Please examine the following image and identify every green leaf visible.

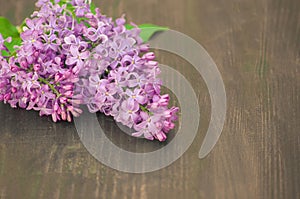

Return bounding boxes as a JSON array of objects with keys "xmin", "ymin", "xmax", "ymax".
[
  {"xmin": 0, "ymin": 17, "xmax": 19, "ymax": 38},
  {"xmin": 66, "ymin": 3, "xmax": 75, "ymax": 13},
  {"xmin": 125, "ymin": 24, "xmax": 168, "ymax": 42},
  {"xmin": 3, "ymin": 38, "xmax": 22, "ymax": 56},
  {"xmin": 0, "ymin": 17, "xmax": 21, "ymax": 56},
  {"xmin": 90, "ymin": 2, "xmax": 96, "ymax": 14}
]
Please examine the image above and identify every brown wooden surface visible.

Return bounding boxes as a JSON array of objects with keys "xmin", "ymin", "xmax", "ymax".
[{"xmin": 0, "ymin": 0, "xmax": 299, "ymax": 198}]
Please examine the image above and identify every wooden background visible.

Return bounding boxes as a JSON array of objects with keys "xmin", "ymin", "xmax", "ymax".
[{"xmin": 0, "ymin": 0, "xmax": 299, "ymax": 198}]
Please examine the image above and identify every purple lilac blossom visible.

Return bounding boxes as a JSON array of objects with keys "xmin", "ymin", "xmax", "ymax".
[{"xmin": 0, "ymin": 0, "xmax": 179, "ymax": 141}]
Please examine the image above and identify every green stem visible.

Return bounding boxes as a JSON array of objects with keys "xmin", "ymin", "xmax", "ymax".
[
  {"xmin": 38, "ymin": 77, "xmax": 61, "ymax": 97},
  {"xmin": 140, "ymin": 104, "xmax": 153, "ymax": 116}
]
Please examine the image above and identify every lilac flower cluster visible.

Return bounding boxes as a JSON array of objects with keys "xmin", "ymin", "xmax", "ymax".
[{"xmin": 0, "ymin": 0, "xmax": 178, "ymax": 141}]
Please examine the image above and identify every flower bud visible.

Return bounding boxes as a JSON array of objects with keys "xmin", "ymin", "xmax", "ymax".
[
  {"xmin": 59, "ymin": 97, "xmax": 68, "ymax": 104},
  {"xmin": 62, "ymin": 84, "xmax": 73, "ymax": 90},
  {"xmin": 10, "ymin": 65, "xmax": 19, "ymax": 72},
  {"xmin": 155, "ymin": 132, "xmax": 167, "ymax": 142},
  {"xmin": 33, "ymin": 64, "xmax": 41, "ymax": 71},
  {"xmin": 140, "ymin": 44, "xmax": 150, "ymax": 52},
  {"xmin": 33, "ymin": 51, "xmax": 39, "ymax": 57},
  {"xmin": 143, "ymin": 52, "xmax": 155, "ymax": 60},
  {"xmin": 54, "ymin": 101, "xmax": 59, "ymax": 111},
  {"xmin": 4, "ymin": 93, "xmax": 11, "ymax": 101},
  {"xmin": 11, "ymin": 87, "xmax": 17, "ymax": 93},
  {"xmin": 20, "ymin": 60, "xmax": 28, "ymax": 69},
  {"xmin": 146, "ymin": 61, "xmax": 158, "ymax": 67},
  {"xmin": 55, "ymin": 73, "xmax": 63, "ymax": 82},
  {"xmin": 64, "ymin": 90, "xmax": 73, "ymax": 97}
]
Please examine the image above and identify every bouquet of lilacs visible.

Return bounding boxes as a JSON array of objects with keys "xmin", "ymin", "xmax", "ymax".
[{"xmin": 0, "ymin": 0, "xmax": 178, "ymax": 141}]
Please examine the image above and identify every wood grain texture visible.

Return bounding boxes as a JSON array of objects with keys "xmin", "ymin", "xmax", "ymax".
[{"xmin": 0, "ymin": 0, "xmax": 299, "ymax": 198}]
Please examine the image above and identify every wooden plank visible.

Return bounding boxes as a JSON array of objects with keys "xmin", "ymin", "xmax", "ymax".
[{"xmin": 0, "ymin": 0, "xmax": 299, "ymax": 198}]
